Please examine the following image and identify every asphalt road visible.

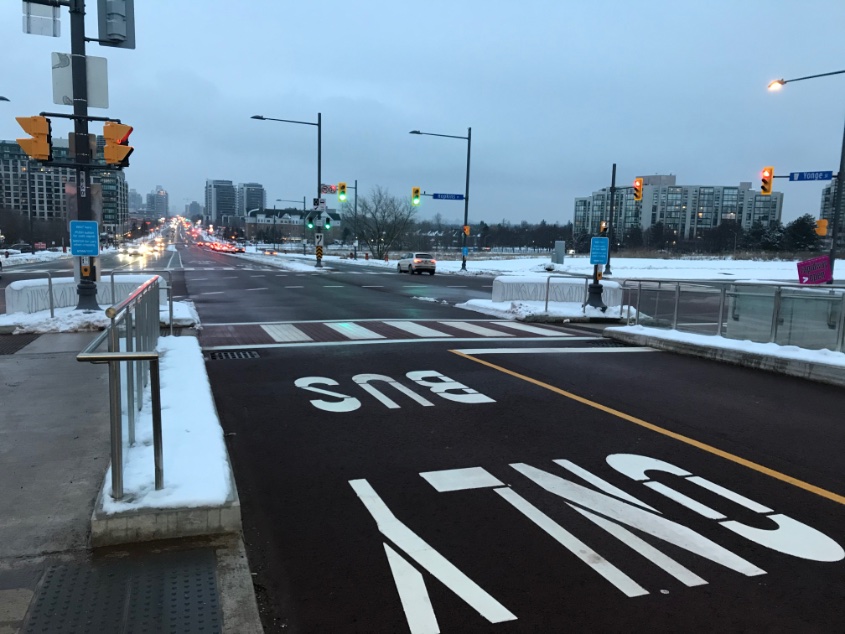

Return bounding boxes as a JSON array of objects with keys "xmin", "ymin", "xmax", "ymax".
[{"xmin": 169, "ymin": 244, "xmax": 845, "ymax": 633}]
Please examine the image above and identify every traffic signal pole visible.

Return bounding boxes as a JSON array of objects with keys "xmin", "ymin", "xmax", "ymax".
[
  {"xmin": 70, "ymin": 0, "xmax": 99, "ymax": 310},
  {"xmin": 604, "ymin": 163, "xmax": 616, "ymax": 276},
  {"xmin": 829, "ymin": 118, "xmax": 845, "ymax": 282}
]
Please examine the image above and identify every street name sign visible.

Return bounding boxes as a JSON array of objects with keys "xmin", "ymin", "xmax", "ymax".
[
  {"xmin": 797, "ymin": 255, "xmax": 832, "ymax": 285},
  {"xmin": 69, "ymin": 220, "xmax": 99, "ymax": 256},
  {"xmin": 432, "ymin": 193, "xmax": 465, "ymax": 200},
  {"xmin": 789, "ymin": 171, "xmax": 833, "ymax": 182},
  {"xmin": 589, "ymin": 237, "xmax": 609, "ymax": 265}
]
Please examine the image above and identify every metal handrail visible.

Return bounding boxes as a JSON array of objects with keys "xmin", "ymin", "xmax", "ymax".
[
  {"xmin": 543, "ymin": 274, "xmax": 591, "ymax": 313},
  {"xmin": 77, "ymin": 275, "xmax": 164, "ymax": 500},
  {"xmin": 110, "ymin": 265, "xmax": 174, "ymax": 335}
]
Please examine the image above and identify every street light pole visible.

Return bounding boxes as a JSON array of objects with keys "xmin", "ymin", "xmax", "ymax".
[
  {"xmin": 409, "ymin": 127, "xmax": 473, "ymax": 270},
  {"xmin": 768, "ymin": 69, "xmax": 845, "ymax": 281},
  {"xmin": 251, "ymin": 112, "xmax": 323, "ymax": 267}
]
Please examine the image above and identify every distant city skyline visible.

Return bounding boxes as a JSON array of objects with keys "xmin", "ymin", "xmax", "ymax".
[{"xmin": 3, "ymin": 1, "xmax": 844, "ymax": 227}]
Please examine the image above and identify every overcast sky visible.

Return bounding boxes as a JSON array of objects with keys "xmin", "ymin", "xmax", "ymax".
[{"xmin": 3, "ymin": 1, "xmax": 845, "ymax": 226}]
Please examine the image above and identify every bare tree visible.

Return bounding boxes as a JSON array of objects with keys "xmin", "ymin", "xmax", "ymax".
[{"xmin": 343, "ymin": 186, "xmax": 416, "ymax": 259}]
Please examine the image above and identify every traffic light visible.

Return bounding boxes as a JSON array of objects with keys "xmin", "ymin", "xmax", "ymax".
[
  {"xmin": 306, "ymin": 215, "xmax": 315, "ymax": 230},
  {"xmin": 412, "ymin": 187, "xmax": 421, "ymax": 206},
  {"xmin": 600, "ymin": 220, "xmax": 608, "ymax": 234},
  {"xmin": 16, "ymin": 116, "xmax": 52, "ymax": 162},
  {"xmin": 324, "ymin": 215, "xmax": 332, "ymax": 230},
  {"xmin": 338, "ymin": 182, "xmax": 347, "ymax": 202},
  {"xmin": 816, "ymin": 219, "xmax": 829, "ymax": 236},
  {"xmin": 633, "ymin": 177, "xmax": 643, "ymax": 202},
  {"xmin": 463, "ymin": 225, "xmax": 470, "ymax": 236},
  {"xmin": 761, "ymin": 166, "xmax": 774, "ymax": 195},
  {"xmin": 103, "ymin": 121, "xmax": 134, "ymax": 167}
]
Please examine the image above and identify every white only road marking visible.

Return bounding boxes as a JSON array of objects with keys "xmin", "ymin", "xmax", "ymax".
[
  {"xmin": 440, "ymin": 322, "xmax": 514, "ymax": 337},
  {"xmin": 421, "ymin": 467, "xmax": 504, "ymax": 492},
  {"xmin": 245, "ymin": 287, "xmax": 268, "ymax": 291},
  {"xmin": 454, "ymin": 347, "xmax": 654, "ymax": 355},
  {"xmin": 495, "ymin": 487, "xmax": 649, "ymax": 597},
  {"xmin": 383, "ymin": 321, "xmax": 453, "ymax": 338},
  {"xmin": 383, "ymin": 544, "xmax": 440, "ymax": 634},
  {"xmin": 325, "ymin": 322, "xmax": 386, "ymax": 340},
  {"xmin": 349, "ymin": 479, "xmax": 517, "ymax": 625},
  {"xmin": 490, "ymin": 321, "xmax": 565, "ymax": 336},
  {"xmin": 262, "ymin": 324, "xmax": 312, "ymax": 342}
]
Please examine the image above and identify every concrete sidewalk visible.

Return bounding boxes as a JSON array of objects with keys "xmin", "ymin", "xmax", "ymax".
[{"xmin": 0, "ymin": 333, "xmax": 262, "ymax": 633}]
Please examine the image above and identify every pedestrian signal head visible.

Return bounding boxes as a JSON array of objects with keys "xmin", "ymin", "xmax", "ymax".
[{"xmin": 16, "ymin": 116, "xmax": 53, "ymax": 162}]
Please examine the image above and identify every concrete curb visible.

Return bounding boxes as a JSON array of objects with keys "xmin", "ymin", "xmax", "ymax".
[
  {"xmin": 604, "ymin": 330, "xmax": 845, "ymax": 388},
  {"xmin": 90, "ymin": 453, "xmax": 242, "ymax": 548}
]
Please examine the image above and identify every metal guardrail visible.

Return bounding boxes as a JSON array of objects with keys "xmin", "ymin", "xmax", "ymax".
[
  {"xmin": 543, "ymin": 274, "xmax": 591, "ymax": 313},
  {"xmin": 77, "ymin": 276, "xmax": 164, "ymax": 500},
  {"xmin": 621, "ymin": 278, "xmax": 845, "ymax": 352}
]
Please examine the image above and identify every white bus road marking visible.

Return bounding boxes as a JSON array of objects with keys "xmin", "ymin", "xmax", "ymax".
[
  {"xmin": 324, "ymin": 322, "xmax": 386, "ymax": 340},
  {"xmin": 383, "ymin": 544, "xmax": 440, "ymax": 634},
  {"xmin": 439, "ymin": 322, "xmax": 514, "ymax": 337}
]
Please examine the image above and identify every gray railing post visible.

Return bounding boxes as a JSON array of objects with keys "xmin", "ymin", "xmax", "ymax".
[
  {"xmin": 770, "ymin": 286, "xmax": 783, "ymax": 343},
  {"xmin": 47, "ymin": 272, "xmax": 54, "ymax": 319},
  {"xmin": 636, "ymin": 281, "xmax": 642, "ymax": 325},
  {"xmin": 672, "ymin": 282, "xmax": 681, "ymax": 329},
  {"xmin": 717, "ymin": 286, "xmax": 727, "ymax": 337},
  {"xmin": 150, "ymin": 357, "xmax": 164, "ymax": 491},
  {"xmin": 836, "ymin": 292, "xmax": 845, "ymax": 353},
  {"xmin": 108, "ymin": 321, "xmax": 123, "ymax": 500},
  {"xmin": 125, "ymin": 311, "xmax": 135, "ymax": 446}
]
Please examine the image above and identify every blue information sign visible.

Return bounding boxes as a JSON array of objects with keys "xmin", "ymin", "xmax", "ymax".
[
  {"xmin": 69, "ymin": 220, "xmax": 100, "ymax": 256},
  {"xmin": 789, "ymin": 171, "xmax": 833, "ymax": 182},
  {"xmin": 590, "ymin": 237, "xmax": 609, "ymax": 266},
  {"xmin": 432, "ymin": 193, "xmax": 465, "ymax": 200}
]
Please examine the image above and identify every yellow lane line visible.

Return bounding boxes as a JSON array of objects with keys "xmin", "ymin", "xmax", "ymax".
[{"xmin": 452, "ymin": 350, "xmax": 845, "ymax": 507}]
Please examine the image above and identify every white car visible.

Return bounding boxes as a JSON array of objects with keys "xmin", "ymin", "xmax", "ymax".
[{"xmin": 397, "ymin": 252, "xmax": 436, "ymax": 275}]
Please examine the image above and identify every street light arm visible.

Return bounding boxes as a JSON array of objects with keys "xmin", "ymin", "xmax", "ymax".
[
  {"xmin": 409, "ymin": 129, "xmax": 469, "ymax": 141},
  {"xmin": 252, "ymin": 115, "xmax": 318, "ymax": 127},
  {"xmin": 769, "ymin": 69, "xmax": 845, "ymax": 89}
]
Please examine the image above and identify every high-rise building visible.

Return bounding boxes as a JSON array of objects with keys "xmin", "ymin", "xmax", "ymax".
[
  {"xmin": 152, "ymin": 185, "xmax": 169, "ymax": 218},
  {"xmin": 820, "ymin": 179, "xmax": 843, "ymax": 249},
  {"xmin": 128, "ymin": 189, "xmax": 143, "ymax": 213},
  {"xmin": 574, "ymin": 174, "xmax": 783, "ymax": 241},
  {"xmin": 237, "ymin": 183, "xmax": 266, "ymax": 217},
  {"xmin": 205, "ymin": 179, "xmax": 236, "ymax": 225},
  {"xmin": 185, "ymin": 200, "xmax": 203, "ymax": 219},
  {"xmin": 0, "ymin": 137, "xmax": 129, "ymax": 240}
]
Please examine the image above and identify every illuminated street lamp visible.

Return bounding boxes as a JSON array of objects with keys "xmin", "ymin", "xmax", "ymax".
[{"xmin": 768, "ymin": 69, "xmax": 845, "ymax": 281}]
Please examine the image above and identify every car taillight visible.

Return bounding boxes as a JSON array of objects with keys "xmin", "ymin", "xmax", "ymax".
[{"xmin": 414, "ymin": 259, "xmax": 421, "ymax": 263}]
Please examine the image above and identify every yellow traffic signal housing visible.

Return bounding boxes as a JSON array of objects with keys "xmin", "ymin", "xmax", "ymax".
[
  {"xmin": 16, "ymin": 116, "xmax": 52, "ymax": 162},
  {"xmin": 412, "ymin": 186, "xmax": 421, "ymax": 206},
  {"xmin": 103, "ymin": 121, "xmax": 134, "ymax": 167},
  {"xmin": 338, "ymin": 182, "xmax": 347, "ymax": 202},
  {"xmin": 600, "ymin": 220, "xmax": 608, "ymax": 234},
  {"xmin": 761, "ymin": 166, "xmax": 774, "ymax": 195},
  {"xmin": 816, "ymin": 219, "xmax": 829, "ymax": 236},
  {"xmin": 633, "ymin": 177, "xmax": 643, "ymax": 202}
]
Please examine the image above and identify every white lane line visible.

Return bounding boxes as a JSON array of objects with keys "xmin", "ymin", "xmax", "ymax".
[
  {"xmin": 402, "ymin": 285, "xmax": 427, "ymax": 288},
  {"xmin": 245, "ymin": 287, "xmax": 268, "ymax": 291},
  {"xmin": 202, "ymin": 291, "xmax": 224, "ymax": 295},
  {"xmin": 250, "ymin": 275, "xmax": 266, "ymax": 277},
  {"xmin": 383, "ymin": 544, "xmax": 440, "ymax": 634},
  {"xmin": 490, "ymin": 321, "xmax": 565, "ymax": 336},
  {"xmin": 439, "ymin": 321, "xmax": 514, "ymax": 337},
  {"xmin": 362, "ymin": 285, "xmax": 384, "ymax": 288},
  {"xmin": 324, "ymin": 322, "xmax": 385, "ymax": 339},
  {"xmin": 192, "ymin": 278, "xmax": 208, "ymax": 281},
  {"xmin": 222, "ymin": 276, "xmax": 238, "ymax": 279},
  {"xmin": 323, "ymin": 285, "xmax": 344, "ymax": 288},
  {"xmin": 421, "ymin": 467, "xmax": 504, "ymax": 492},
  {"xmin": 482, "ymin": 285, "xmax": 492, "ymax": 288},
  {"xmin": 383, "ymin": 321, "xmax": 453, "ymax": 338},
  {"xmin": 261, "ymin": 324, "xmax": 312, "ymax": 342},
  {"xmin": 447, "ymin": 285, "xmax": 467, "ymax": 288},
  {"xmin": 285, "ymin": 286, "xmax": 304, "ymax": 289},
  {"xmin": 453, "ymin": 346, "xmax": 654, "ymax": 354},
  {"xmin": 495, "ymin": 487, "xmax": 648, "ymax": 597}
]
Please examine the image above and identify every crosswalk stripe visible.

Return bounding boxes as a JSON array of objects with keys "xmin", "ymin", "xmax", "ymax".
[
  {"xmin": 383, "ymin": 321, "xmax": 453, "ymax": 338},
  {"xmin": 262, "ymin": 324, "xmax": 312, "ymax": 342},
  {"xmin": 491, "ymin": 321, "xmax": 566, "ymax": 336},
  {"xmin": 439, "ymin": 321, "xmax": 514, "ymax": 337},
  {"xmin": 324, "ymin": 322, "xmax": 386, "ymax": 340}
]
